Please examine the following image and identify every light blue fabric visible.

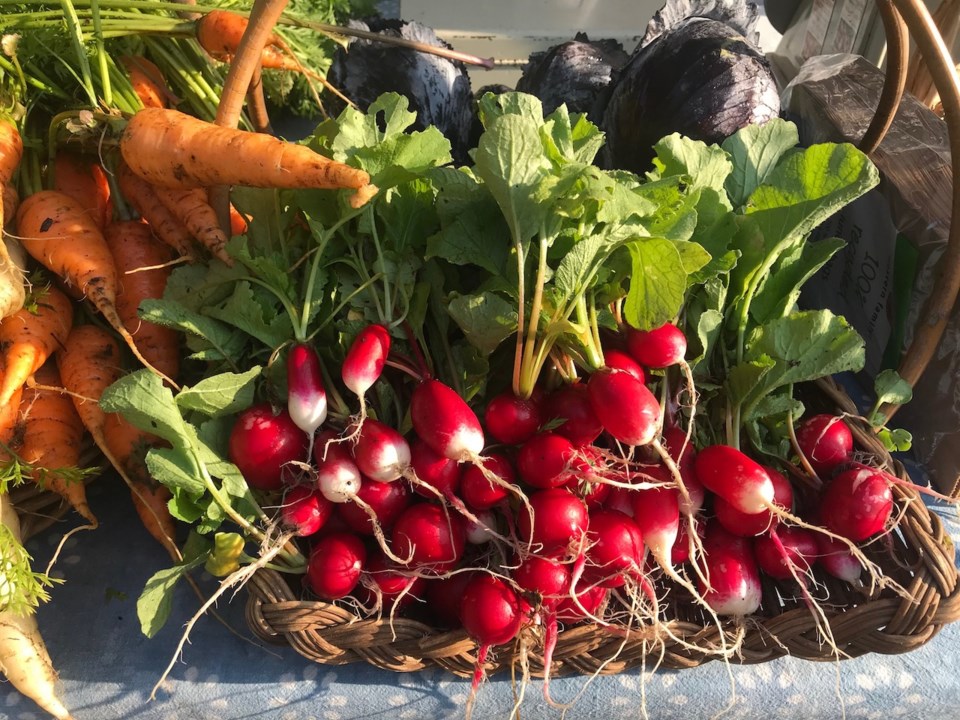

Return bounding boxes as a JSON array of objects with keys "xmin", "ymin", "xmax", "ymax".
[{"xmin": 5, "ymin": 480, "xmax": 959, "ymax": 720}]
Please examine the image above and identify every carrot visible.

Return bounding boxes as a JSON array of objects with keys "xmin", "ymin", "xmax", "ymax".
[
  {"xmin": 3, "ymin": 183, "xmax": 17, "ymax": 226},
  {"xmin": 0, "ymin": 497, "xmax": 75, "ymax": 720},
  {"xmin": 0, "ymin": 119, "xmax": 25, "ymax": 320},
  {"xmin": 0, "ymin": 286, "xmax": 74, "ymax": 407},
  {"xmin": 17, "ymin": 363, "xmax": 96, "ymax": 525},
  {"xmin": 117, "ymin": 162, "xmax": 197, "ymax": 261},
  {"xmin": 196, "ymin": 9, "xmax": 300, "ymax": 72},
  {"xmin": 151, "ymin": 187, "xmax": 231, "ymax": 266},
  {"xmin": 56, "ymin": 324, "xmax": 123, "ymax": 437},
  {"xmin": 119, "ymin": 108, "xmax": 377, "ymax": 208},
  {"xmin": 0, "ymin": 382, "xmax": 21, "ymax": 453},
  {"xmin": 104, "ymin": 220, "xmax": 180, "ymax": 381},
  {"xmin": 229, "ymin": 203, "xmax": 249, "ymax": 236},
  {"xmin": 51, "ymin": 152, "xmax": 112, "ymax": 231},
  {"xmin": 16, "ymin": 190, "xmax": 174, "ymax": 385},
  {"xmin": 102, "ymin": 411, "xmax": 178, "ymax": 559},
  {"xmin": 118, "ymin": 56, "xmax": 174, "ymax": 110}
]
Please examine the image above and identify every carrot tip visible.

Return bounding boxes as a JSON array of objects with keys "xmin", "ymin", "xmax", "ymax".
[{"xmin": 349, "ymin": 184, "xmax": 379, "ymax": 209}]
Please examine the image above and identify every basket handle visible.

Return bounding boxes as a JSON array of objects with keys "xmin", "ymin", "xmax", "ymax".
[{"xmin": 861, "ymin": 0, "xmax": 960, "ymax": 431}]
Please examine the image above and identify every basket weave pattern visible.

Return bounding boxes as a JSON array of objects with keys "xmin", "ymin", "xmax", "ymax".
[{"xmin": 244, "ymin": 378, "xmax": 960, "ymax": 677}]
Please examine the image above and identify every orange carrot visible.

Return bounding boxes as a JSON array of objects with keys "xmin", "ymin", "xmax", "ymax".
[
  {"xmin": 229, "ymin": 203, "xmax": 249, "ymax": 236},
  {"xmin": 0, "ymin": 286, "xmax": 74, "ymax": 407},
  {"xmin": 0, "ymin": 118, "xmax": 25, "ymax": 320},
  {"xmin": 117, "ymin": 162, "xmax": 197, "ymax": 261},
  {"xmin": 196, "ymin": 10, "xmax": 299, "ymax": 72},
  {"xmin": 104, "ymin": 220, "xmax": 180, "ymax": 381},
  {"xmin": 118, "ymin": 56, "xmax": 174, "ymax": 110},
  {"xmin": 18, "ymin": 363, "xmax": 96, "ymax": 525},
  {"xmin": 56, "ymin": 324, "xmax": 123, "ymax": 438},
  {"xmin": 119, "ymin": 108, "xmax": 376, "ymax": 208},
  {"xmin": 16, "ymin": 190, "xmax": 173, "ymax": 384},
  {"xmin": 0, "ymin": 378, "xmax": 21, "ymax": 452},
  {"xmin": 52, "ymin": 152, "xmax": 112, "ymax": 231},
  {"xmin": 3, "ymin": 183, "xmax": 17, "ymax": 226},
  {"xmin": 102, "ymin": 411, "xmax": 178, "ymax": 559},
  {"xmin": 152, "ymin": 187, "xmax": 231, "ymax": 266}
]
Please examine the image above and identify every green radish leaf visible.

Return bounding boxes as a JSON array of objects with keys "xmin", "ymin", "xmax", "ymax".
[
  {"xmin": 146, "ymin": 447, "xmax": 205, "ymax": 496},
  {"xmin": 138, "ymin": 299, "xmax": 245, "ymax": 365},
  {"xmin": 751, "ymin": 236, "xmax": 847, "ymax": 324},
  {"xmin": 204, "ymin": 281, "xmax": 292, "ymax": 349},
  {"xmin": 746, "ymin": 394, "xmax": 805, "ymax": 423},
  {"xmin": 137, "ymin": 556, "xmax": 206, "ymax": 638},
  {"xmin": 652, "ymin": 134, "xmax": 733, "ymax": 198},
  {"xmin": 623, "ymin": 238, "xmax": 688, "ymax": 330},
  {"xmin": 877, "ymin": 427, "xmax": 913, "ymax": 452},
  {"xmin": 175, "ymin": 367, "xmax": 262, "ymax": 418},
  {"xmin": 447, "ymin": 292, "xmax": 519, "ymax": 356},
  {"xmin": 540, "ymin": 105, "xmax": 605, "ymax": 165},
  {"xmin": 473, "ymin": 111, "xmax": 552, "ymax": 246},
  {"xmin": 101, "ymin": 371, "xmax": 191, "ymax": 450},
  {"xmin": 636, "ymin": 178, "xmax": 699, "ymax": 243},
  {"xmin": 722, "ymin": 119, "xmax": 800, "ymax": 208},
  {"xmin": 477, "ymin": 91, "xmax": 545, "ymax": 129},
  {"xmin": 168, "ymin": 487, "xmax": 205, "ymax": 523},
  {"xmin": 874, "ymin": 369, "xmax": 914, "ymax": 407}
]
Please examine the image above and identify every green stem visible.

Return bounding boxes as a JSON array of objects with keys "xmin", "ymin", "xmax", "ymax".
[
  {"xmin": 299, "ymin": 208, "xmax": 363, "ymax": 340},
  {"xmin": 518, "ymin": 232, "xmax": 549, "ymax": 397},
  {"xmin": 307, "ymin": 271, "xmax": 385, "ymax": 338},
  {"xmin": 59, "ymin": 0, "xmax": 99, "ymax": 106},
  {"xmin": 368, "ymin": 205, "xmax": 391, "ymax": 323},
  {"xmin": 90, "ymin": 0, "xmax": 112, "ymax": 107},
  {"xmin": 0, "ymin": 57, "xmax": 70, "ymax": 99}
]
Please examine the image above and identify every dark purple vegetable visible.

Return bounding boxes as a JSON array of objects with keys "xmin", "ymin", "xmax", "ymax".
[
  {"xmin": 516, "ymin": 33, "xmax": 629, "ymax": 119},
  {"xmin": 327, "ymin": 18, "xmax": 474, "ymax": 163},
  {"xmin": 598, "ymin": 0, "xmax": 779, "ymax": 172}
]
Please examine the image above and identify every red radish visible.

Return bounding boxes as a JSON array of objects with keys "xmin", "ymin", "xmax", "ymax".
[
  {"xmin": 603, "ymin": 349, "xmax": 645, "ymax": 383},
  {"xmin": 542, "ymin": 383, "xmax": 603, "ymax": 446},
  {"xmin": 409, "ymin": 438, "xmax": 462, "ymax": 498},
  {"xmin": 694, "ymin": 445, "xmax": 774, "ymax": 515},
  {"xmin": 670, "ymin": 515, "xmax": 703, "ymax": 565},
  {"xmin": 819, "ymin": 466, "xmax": 893, "ymax": 542},
  {"xmin": 286, "ymin": 343, "xmax": 327, "ymax": 436},
  {"xmin": 513, "ymin": 555, "xmax": 571, "ymax": 610},
  {"xmin": 631, "ymin": 487, "xmax": 679, "ymax": 565},
  {"xmin": 815, "ymin": 534, "xmax": 862, "ymax": 583},
  {"xmin": 392, "ymin": 503, "xmax": 466, "ymax": 572},
  {"xmin": 582, "ymin": 510, "xmax": 645, "ymax": 588},
  {"xmin": 602, "ymin": 487, "xmax": 635, "ymax": 517},
  {"xmin": 411, "ymin": 379, "xmax": 485, "ymax": 462},
  {"xmin": 460, "ymin": 575, "xmax": 524, "ymax": 646},
  {"xmin": 555, "ymin": 584, "xmax": 607, "ymax": 622},
  {"xmin": 484, "ymin": 392, "xmax": 541, "ymax": 445},
  {"xmin": 465, "ymin": 509, "xmax": 498, "ymax": 544},
  {"xmin": 306, "ymin": 532, "xmax": 367, "ymax": 600},
  {"xmin": 282, "ymin": 485, "xmax": 332, "ymax": 536},
  {"xmin": 425, "ymin": 571, "xmax": 476, "ymax": 627},
  {"xmin": 338, "ymin": 477, "xmax": 411, "ymax": 534},
  {"xmin": 316, "ymin": 456, "xmax": 363, "ymax": 503},
  {"xmin": 714, "ymin": 466, "xmax": 793, "ymax": 537},
  {"xmin": 460, "ymin": 453, "xmax": 515, "ymax": 510},
  {"xmin": 460, "ymin": 575, "xmax": 525, "ymax": 706},
  {"xmin": 587, "ymin": 368, "xmax": 661, "ymax": 447},
  {"xmin": 518, "ymin": 488, "xmax": 588, "ymax": 554},
  {"xmin": 229, "ymin": 403, "xmax": 307, "ymax": 490},
  {"xmin": 342, "ymin": 324, "xmax": 391, "ymax": 399},
  {"xmin": 626, "ymin": 322, "xmax": 687, "ymax": 368},
  {"xmin": 313, "ymin": 429, "xmax": 353, "ymax": 465},
  {"xmin": 352, "ymin": 419, "xmax": 410, "ymax": 482},
  {"xmin": 517, "ymin": 432, "xmax": 575, "ymax": 489},
  {"xmin": 796, "ymin": 414, "xmax": 854, "ymax": 474},
  {"xmin": 582, "ymin": 477, "xmax": 611, "ymax": 507},
  {"xmin": 698, "ymin": 521, "xmax": 762, "ymax": 616},
  {"xmin": 359, "ymin": 551, "xmax": 426, "ymax": 609},
  {"xmin": 755, "ymin": 527, "xmax": 818, "ymax": 580}
]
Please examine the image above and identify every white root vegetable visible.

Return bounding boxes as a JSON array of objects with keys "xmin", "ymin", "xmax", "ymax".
[
  {"xmin": 0, "ymin": 496, "xmax": 75, "ymax": 720},
  {"xmin": 0, "ymin": 235, "xmax": 26, "ymax": 320}
]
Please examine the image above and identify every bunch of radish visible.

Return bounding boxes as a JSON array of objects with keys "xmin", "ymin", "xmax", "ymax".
[{"xmin": 227, "ymin": 319, "xmax": 907, "ymax": 702}]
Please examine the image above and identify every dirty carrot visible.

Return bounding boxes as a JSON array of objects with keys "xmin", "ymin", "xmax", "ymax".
[
  {"xmin": 104, "ymin": 220, "xmax": 180, "ymax": 381},
  {"xmin": 103, "ymin": 411, "xmax": 178, "ymax": 560},
  {"xmin": 16, "ymin": 190, "xmax": 175, "ymax": 385},
  {"xmin": 151, "ymin": 187, "xmax": 231, "ymax": 266},
  {"xmin": 0, "ymin": 285, "xmax": 74, "ymax": 407},
  {"xmin": 0, "ymin": 117, "xmax": 25, "ymax": 320},
  {"xmin": 18, "ymin": 363, "xmax": 96, "ymax": 526},
  {"xmin": 51, "ymin": 152, "xmax": 112, "ymax": 231},
  {"xmin": 118, "ymin": 56, "xmax": 175, "ymax": 110},
  {"xmin": 117, "ymin": 162, "xmax": 196, "ymax": 261},
  {"xmin": 119, "ymin": 108, "xmax": 377, "ymax": 208}
]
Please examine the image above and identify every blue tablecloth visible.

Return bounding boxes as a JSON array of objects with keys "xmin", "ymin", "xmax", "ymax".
[{"xmin": 5, "ymin": 476, "xmax": 960, "ymax": 720}]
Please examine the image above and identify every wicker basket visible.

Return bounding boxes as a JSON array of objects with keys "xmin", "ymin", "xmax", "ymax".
[{"xmin": 243, "ymin": 0, "xmax": 960, "ymax": 677}]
